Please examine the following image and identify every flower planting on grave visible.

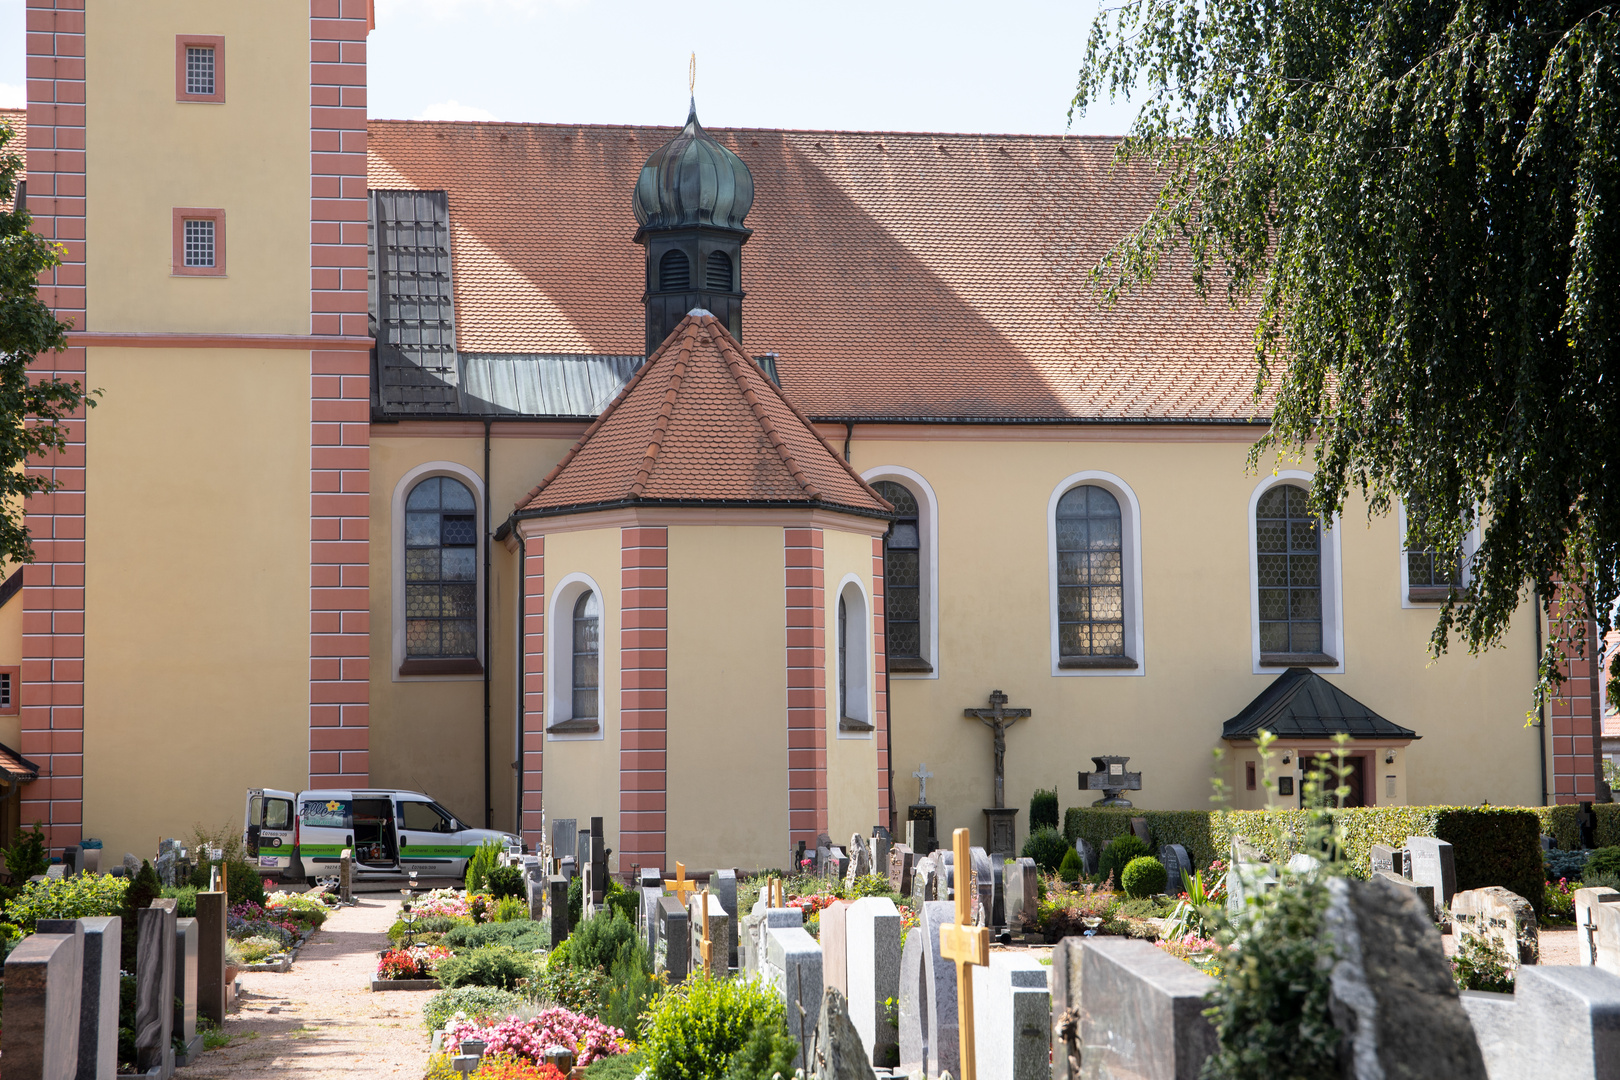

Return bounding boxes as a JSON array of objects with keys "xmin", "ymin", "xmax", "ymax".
[
  {"xmin": 639, "ymin": 975, "xmax": 788, "ymax": 1080},
  {"xmin": 379, "ymin": 944, "xmax": 452, "ymax": 979},
  {"xmin": 444, "ymin": 1008, "xmax": 629, "ymax": 1066},
  {"xmin": 422, "ymin": 986, "xmax": 529, "ymax": 1031}
]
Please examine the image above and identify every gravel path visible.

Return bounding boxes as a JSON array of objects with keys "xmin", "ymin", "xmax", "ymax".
[{"xmin": 186, "ymin": 898, "xmax": 431, "ymax": 1080}]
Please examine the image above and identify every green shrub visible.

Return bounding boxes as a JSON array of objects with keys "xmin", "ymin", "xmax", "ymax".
[
  {"xmin": 1586, "ymin": 847, "xmax": 1620, "ymax": 879},
  {"xmin": 568, "ymin": 875, "xmax": 584, "ymax": 928},
  {"xmin": 434, "ymin": 944, "xmax": 539, "ymax": 991},
  {"xmin": 485, "ymin": 864, "xmax": 525, "ymax": 900},
  {"xmin": 1097, "ymin": 835, "xmax": 1149, "ymax": 888},
  {"xmin": 443, "ymin": 919, "xmax": 549, "ymax": 953},
  {"xmin": 1584, "ymin": 872, "xmax": 1620, "ymax": 892},
  {"xmin": 159, "ymin": 886, "xmax": 199, "ymax": 918},
  {"xmin": 534, "ymin": 960, "xmax": 613, "ymax": 1014},
  {"xmin": 584, "ymin": 1050, "xmax": 646, "ymax": 1080},
  {"xmin": 568, "ymin": 909, "xmax": 637, "ymax": 973},
  {"xmin": 493, "ymin": 896, "xmax": 528, "ymax": 923},
  {"xmin": 1451, "ymin": 932, "xmax": 1515, "ymax": 993},
  {"xmin": 464, "ymin": 840, "xmax": 502, "ymax": 894},
  {"xmin": 603, "ymin": 878, "xmax": 640, "ymax": 923},
  {"xmin": 1545, "ymin": 848, "xmax": 1590, "ymax": 882},
  {"xmin": 1022, "ymin": 827, "xmax": 1069, "ymax": 872},
  {"xmin": 1058, "ymin": 848, "xmax": 1082, "ymax": 884},
  {"xmin": 1533, "ymin": 804, "xmax": 1620, "ymax": 851},
  {"xmin": 602, "ymin": 934, "xmax": 658, "ymax": 1032},
  {"xmin": 642, "ymin": 975, "xmax": 787, "ymax": 1080},
  {"xmin": 1030, "ymin": 788, "xmax": 1059, "ymax": 832},
  {"xmin": 848, "ymin": 874, "xmax": 892, "ymax": 898},
  {"xmin": 1120, "ymin": 856, "xmax": 1168, "ymax": 898},
  {"xmin": 4, "ymin": 872, "xmax": 128, "ymax": 931},
  {"xmin": 119, "ymin": 861, "xmax": 161, "ymax": 970},
  {"xmin": 1, "ymin": 824, "xmax": 48, "ymax": 882},
  {"xmin": 721, "ymin": 1014, "xmax": 799, "ymax": 1080},
  {"xmin": 390, "ymin": 915, "xmax": 463, "ymax": 946},
  {"xmin": 1112, "ymin": 897, "xmax": 1167, "ymax": 920},
  {"xmin": 421, "ymin": 985, "xmax": 526, "ymax": 1031}
]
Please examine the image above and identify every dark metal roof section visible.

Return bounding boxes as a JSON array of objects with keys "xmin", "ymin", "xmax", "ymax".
[
  {"xmin": 0, "ymin": 740, "xmax": 41, "ymax": 781},
  {"xmin": 632, "ymin": 99, "xmax": 754, "ymax": 237},
  {"xmin": 457, "ymin": 353, "xmax": 644, "ymax": 417},
  {"xmin": 371, "ymin": 189, "xmax": 459, "ymax": 414},
  {"xmin": 1222, "ymin": 667, "xmax": 1420, "ymax": 741}
]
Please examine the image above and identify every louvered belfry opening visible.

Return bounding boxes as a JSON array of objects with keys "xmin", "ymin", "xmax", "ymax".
[
  {"xmin": 659, "ymin": 249, "xmax": 690, "ymax": 291},
  {"xmin": 706, "ymin": 250, "xmax": 733, "ymax": 291}
]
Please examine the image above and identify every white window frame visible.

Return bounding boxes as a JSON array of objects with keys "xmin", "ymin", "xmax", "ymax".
[
  {"xmin": 1248, "ymin": 471, "xmax": 1344, "ymax": 674},
  {"xmin": 861, "ymin": 466, "xmax": 939, "ymax": 678},
  {"xmin": 546, "ymin": 571, "xmax": 608, "ymax": 742},
  {"xmin": 1047, "ymin": 471, "xmax": 1146, "ymax": 677},
  {"xmin": 834, "ymin": 573, "xmax": 874, "ymax": 739},
  {"xmin": 391, "ymin": 461, "xmax": 485, "ymax": 681},
  {"xmin": 1396, "ymin": 499, "xmax": 1482, "ymax": 609}
]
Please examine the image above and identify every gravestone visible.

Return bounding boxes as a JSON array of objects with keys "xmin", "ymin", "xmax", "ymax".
[
  {"xmin": 551, "ymin": 818, "xmax": 577, "ymax": 869},
  {"xmin": 689, "ymin": 891, "xmax": 729, "ymax": 979},
  {"xmin": 905, "ymin": 807, "xmax": 938, "ymax": 856},
  {"xmin": 743, "ymin": 904, "xmax": 802, "ymax": 977},
  {"xmin": 1225, "ymin": 838, "xmax": 1277, "ymax": 916},
  {"xmin": 1451, "ymin": 886, "xmax": 1539, "ymax": 965},
  {"xmin": 1074, "ymin": 838, "xmax": 1098, "ymax": 878},
  {"xmin": 805, "ymin": 987, "xmax": 878, "ymax": 1080},
  {"xmin": 872, "ymin": 827, "xmax": 892, "ymax": 883},
  {"xmin": 589, "ymin": 817, "xmax": 607, "ymax": 905},
  {"xmin": 1078, "ymin": 937, "xmax": 1216, "ymax": 1080},
  {"xmin": 1594, "ymin": 903, "xmax": 1620, "ymax": 978},
  {"xmin": 714, "ymin": 868, "xmax": 739, "ymax": 969},
  {"xmin": 912, "ymin": 856, "xmax": 938, "ymax": 907},
  {"xmin": 766, "ymin": 926, "xmax": 824, "ymax": 1070},
  {"xmin": 547, "ymin": 875, "xmax": 569, "ymax": 948},
  {"xmin": 577, "ymin": 828, "xmax": 590, "ymax": 876},
  {"xmin": 888, "ymin": 843, "xmax": 915, "ymax": 896},
  {"xmin": 657, "ymin": 895, "xmax": 689, "ymax": 983},
  {"xmin": 846, "ymin": 833, "xmax": 872, "ymax": 890},
  {"xmin": 1462, "ymin": 965, "xmax": 1620, "ymax": 1080},
  {"xmin": 339, "ymin": 847, "xmax": 353, "ymax": 903},
  {"xmin": 4, "ymin": 927, "xmax": 83, "ymax": 1080},
  {"xmin": 971, "ymin": 952, "xmax": 1050, "ymax": 1080},
  {"xmin": 1159, "ymin": 845, "xmax": 1193, "ymax": 897},
  {"xmin": 991, "ymin": 857, "xmax": 1006, "ymax": 927},
  {"xmin": 1404, "ymin": 835, "xmax": 1457, "ymax": 921},
  {"xmin": 1004, "ymin": 858, "xmax": 1040, "ymax": 930},
  {"xmin": 846, "ymin": 896, "xmax": 901, "ymax": 1068},
  {"xmin": 821, "ymin": 900, "xmax": 851, "ymax": 996},
  {"xmin": 638, "ymin": 867, "xmax": 663, "ymax": 951},
  {"xmin": 559, "ymin": 855, "xmax": 576, "ymax": 882},
  {"xmin": 39, "ymin": 916, "xmax": 118, "ymax": 1080},
  {"xmin": 1369, "ymin": 843, "xmax": 1404, "ymax": 877},
  {"xmin": 1323, "ymin": 874, "xmax": 1487, "ymax": 1079},
  {"xmin": 1575, "ymin": 887, "xmax": 1620, "ymax": 966},
  {"xmin": 970, "ymin": 847, "xmax": 994, "ymax": 926},
  {"xmin": 1050, "ymin": 938, "xmax": 1084, "ymax": 1080},
  {"xmin": 1374, "ymin": 870, "xmax": 1435, "ymax": 917},
  {"xmin": 1130, "ymin": 817, "xmax": 1152, "ymax": 846},
  {"xmin": 897, "ymin": 900, "xmax": 960, "ymax": 1080},
  {"xmin": 526, "ymin": 864, "xmax": 546, "ymax": 921},
  {"xmin": 135, "ymin": 899, "xmax": 178, "ymax": 1076},
  {"xmin": 155, "ymin": 839, "xmax": 179, "ymax": 888},
  {"xmin": 195, "ymin": 892, "xmax": 227, "ymax": 1025},
  {"xmin": 829, "ymin": 847, "xmax": 849, "ymax": 881},
  {"xmin": 172, "ymin": 916, "xmax": 201, "ymax": 1061}
]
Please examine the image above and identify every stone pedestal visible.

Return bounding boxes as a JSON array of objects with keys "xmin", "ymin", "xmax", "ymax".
[
  {"xmin": 4, "ymin": 928, "xmax": 83, "ymax": 1080},
  {"xmin": 195, "ymin": 892, "xmax": 228, "ymax": 1025},
  {"xmin": 39, "ymin": 916, "xmax": 119, "ymax": 1080},
  {"xmin": 905, "ymin": 805, "xmax": 937, "ymax": 854},
  {"xmin": 173, "ymin": 917, "xmax": 201, "ymax": 1061},
  {"xmin": 135, "ymin": 900, "xmax": 178, "ymax": 1077},
  {"xmin": 714, "ymin": 868, "xmax": 739, "ymax": 970},
  {"xmin": 983, "ymin": 807, "xmax": 1018, "ymax": 858}
]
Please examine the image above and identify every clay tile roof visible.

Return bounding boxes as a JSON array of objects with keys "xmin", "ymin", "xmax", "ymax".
[
  {"xmin": 366, "ymin": 120, "xmax": 1269, "ymax": 422},
  {"xmin": 516, "ymin": 311, "xmax": 892, "ymax": 519},
  {"xmin": 0, "ymin": 740, "xmax": 40, "ymax": 781}
]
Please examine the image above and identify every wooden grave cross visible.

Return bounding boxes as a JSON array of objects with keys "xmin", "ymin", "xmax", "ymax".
[
  {"xmin": 767, "ymin": 876, "xmax": 786, "ymax": 908},
  {"xmin": 938, "ymin": 827, "xmax": 990, "ymax": 1080},
  {"xmin": 665, "ymin": 862, "xmax": 699, "ymax": 907}
]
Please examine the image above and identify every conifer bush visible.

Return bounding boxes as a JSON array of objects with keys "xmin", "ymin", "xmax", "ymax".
[
  {"xmin": 1029, "ymin": 788, "xmax": 1060, "ymax": 831},
  {"xmin": 1096, "ymin": 834, "xmax": 1149, "ymax": 887},
  {"xmin": 641, "ymin": 975, "xmax": 786, "ymax": 1080},
  {"xmin": 1022, "ymin": 827, "xmax": 1070, "ymax": 872},
  {"xmin": 1058, "ymin": 848, "xmax": 1083, "ymax": 884}
]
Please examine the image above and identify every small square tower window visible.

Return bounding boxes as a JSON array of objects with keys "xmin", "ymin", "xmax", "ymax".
[
  {"xmin": 0, "ymin": 666, "xmax": 17, "ymax": 716},
  {"xmin": 172, "ymin": 208, "xmax": 226, "ymax": 276},
  {"xmin": 175, "ymin": 36, "xmax": 226, "ymax": 103},
  {"xmin": 183, "ymin": 219, "xmax": 215, "ymax": 267},
  {"xmin": 186, "ymin": 47, "xmax": 215, "ymax": 96}
]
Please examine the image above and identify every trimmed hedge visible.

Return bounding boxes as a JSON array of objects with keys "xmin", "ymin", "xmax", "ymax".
[
  {"xmin": 1063, "ymin": 804, "xmax": 1545, "ymax": 913},
  {"xmin": 1533, "ymin": 804, "xmax": 1620, "ymax": 851}
]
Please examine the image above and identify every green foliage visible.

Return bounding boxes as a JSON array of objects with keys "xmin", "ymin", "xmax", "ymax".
[
  {"xmin": 568, "ymin": 908, "xmax": 637, "ymax": 973},
  {"xmin": 848, "ymin": 874, "xmax": 891, "ymax": 898},
  {"xmin": 1120, "ymin": 856, "xmax": 1168, "ymax": 898},
  {"xmin": 421, "ymin": 985, "xmax": 527, "ymax": 1032},
  {"xmin": 443, "ymin": 919, "xmax": 548, "ymax": 953},
  {"xmin": 568, "ymin": 875, "xmax": 584, "ymax": 929},
  {"xmin": 1587, "ymin": 847, "xmax": 1620, "ymax": 879},
  {"xmin": 1585, "ymin": 872, "xmax": 1620, "ymax": 892},
  {"xmin": 601, "ymin": 934, "xmax": 659, "ymax": 1033},
  {"xmin": 1452, "ymin": 933, "xmax": 1516, "ymax": 994},
  {"xmin": 721, "ymin": 1014, "xmax": 799, "ymax": 1080},
  {"xmin": 434, "ymin": 944, "xmax": 540, "ymax": 991},
  {"xmin": 1202, "ymin": 877, "xmax": 1341, "ymax": 1080},
  {"xmin": 1065, "ymin": 808, "xmax": 1218, "ymax": 868},
  {"xmin": 119, "ymin": 861, "xmax": 161, "ymax": 971},
  {"xmin": 1, "ymin": 824, "xmax": 48, "ymax": 882},
  {"xmin": 584, "ymin": 1050, "xmax": 646, "ymax": 1080},
  {"xmin": 118, "ymin": 973, "xmax": 137, "ymax": 1070},
  {"xmin": 1029, "ymin": 788, "xmax": 1059, "ymax": 832},
  {"xmin": 0, "ymin": 125, "xmax": 98, "ymax": 567},
  {"xmin": 1021, "ymin": 827, "xmax": 1070, "ymax": 872},
  {"xmin": 642, "ymin": 976, "xmax": 787, "ymax": 1080},
  {"xmin": 159, "ymin": 886, "xmax": 198, "ymax": 918},
  {"xmin": 1096, "ymin": 834, "xmax": 1149, "ymax": 888},
  {"xmin": 485, "ymin": 864, "xmax": 525, "ymax": 900},
  {"xmin": 465, "ymin": 841, "xmax": 503, "ymax": 894},
  {"xmin": 534, "ymin": 959, "xmax": 613, "ymax": 1014},
  {"xmin": 493, "ymin": 896, "xmax": 528, "ymax": 923},
  {"xmin": 1544, "ymin": 848, "xmax": 1590, "ymax": 882},
  {"xmin": 1058, "ymin": 848, "xmax": 1082, "ymax": 884},
  {"xmin": 390, "ymin": 915, "xmax": 464, "ymax": 946},
  {"xmin": 1534, "ymin": 804, "xmax": 1620, "ymax": 851},
  {"xmin": 603, "ymin": 878, "xmax": 639, "ymax": 923},
  {"xmin": 3, "ymin": 872, "xmax": 127, "ymax": 931}
]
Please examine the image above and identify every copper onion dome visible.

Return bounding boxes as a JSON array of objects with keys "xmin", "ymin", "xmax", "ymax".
[{"xmin": 633, "ymin": 99, "xmax": 754, "ymax": 237}]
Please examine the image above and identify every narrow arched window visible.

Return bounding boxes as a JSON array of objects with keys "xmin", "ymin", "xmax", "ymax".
[
  {"xmin": 838, "ymin": 593, "xmax": 849, "ymax": 720},
  {"xmin": 1056, "ymin": 485, "xmax": 1124, "ymax": 657},
  {"xmin": 572, "ymin": 591, "xmax": 600, "ymax": 720},
  {"xmin": 706, "ymin": 250, "xmax": 733, "ymax": 290},
  {"xmin": 659, "ymin": 249, "xmax": 690, "ymax": 291},
  {"xmin": 873, "ymin": 481, "xmax": 922, "ymax": 661},
  {"xmin": 404, "ymin": 476, "xmax": 478, "ymax": 658},
  {"xmin": 1256, "ymin": 484, "xmax": 1321, "ymax": 655}
]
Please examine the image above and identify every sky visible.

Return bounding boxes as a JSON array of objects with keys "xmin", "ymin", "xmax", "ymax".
[{"xmin": 0, "ymin": 0, "xmax": 1139, "ymax": 136}]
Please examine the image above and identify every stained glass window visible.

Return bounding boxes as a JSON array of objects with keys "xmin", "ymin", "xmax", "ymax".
[
  {"xmin": 1056, "ymin": 485, "xmax": 1125, "ymax": 657},
  {"xmin": 404, "ymin": 476, "xmax": 478, "ymax": 658},
  {"xmin": 572, "ymin": 591, "xmax": 600, "ymax": 719},
  {"xmin": 873, "ymin": 480, "xmax": 922, "ymax": 660},
  {"xmin": 1256, "ymin": 484, "xmax": 1322, "ymax": 654}
]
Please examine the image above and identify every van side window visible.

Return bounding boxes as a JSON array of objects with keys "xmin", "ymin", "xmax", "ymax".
[
  {"xmin": 264, "ymin": 799, "xmax": 292, "ymax": 830},
  {"xmin": 400, "ymin": 800, "xmax": 453, "ymax": 833},
  {"xmin": 300, "ymin": 799, "xmax": 352, "ymax": 829}
]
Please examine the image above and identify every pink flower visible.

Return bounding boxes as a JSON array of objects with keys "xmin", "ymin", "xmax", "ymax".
[{"xmin": 444, "ymin": 1009, "xmax": 629, "ymax": 1067}]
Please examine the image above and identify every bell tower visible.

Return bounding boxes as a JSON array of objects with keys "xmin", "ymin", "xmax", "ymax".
[{"xmin": 632, "ymin": 101, "xmax": 754, "ymax": 353}]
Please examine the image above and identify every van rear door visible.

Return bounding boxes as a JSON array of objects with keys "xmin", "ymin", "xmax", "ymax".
[{"xmin": 244, "ymin": 788, "xmax": 297, "ymax": 872}]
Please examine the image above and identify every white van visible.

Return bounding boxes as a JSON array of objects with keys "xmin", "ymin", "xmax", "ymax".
[{"xmin": 244, "ymin": 787, "xmax": 520, "ymax": 884}]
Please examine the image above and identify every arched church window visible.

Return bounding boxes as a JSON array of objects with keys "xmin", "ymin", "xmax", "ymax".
[
  {"xmin": 404, "ymin": 476, "xmax": 478, "ymax": 658},
  {"xmin": 1256, "ymin": 484, "xmax": 1322, "ymax": 654},
  {"xmin": 572, "ymin": 591, "xmax": 600, "ymax": 720},
  {"xmin": 838, "ymin": 593, "xmax": 848, "ymax": 721},
  {"xmin": 706, "ymin": 250, "xmax": 733, "ymax": 290},
  {"xmin": 872, "ymin": 481, "xmax": 922, "ymax": 662},
  {"xmin": 659, "ymin": 249, "xmax": 690, "ymax": 291},
  {"xmin": 1056, "ymin": 485, "xmax": 1124, "ymax": 658}
]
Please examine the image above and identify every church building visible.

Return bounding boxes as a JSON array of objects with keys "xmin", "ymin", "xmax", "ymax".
[{"xmin": 6, "ymin": 2, "xmax": 1603, "ymax": 871}]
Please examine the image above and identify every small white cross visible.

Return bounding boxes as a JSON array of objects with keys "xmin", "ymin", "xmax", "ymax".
[{"xmin": 913, "ymin": 763, "xmax": 934, "ymax": 804}]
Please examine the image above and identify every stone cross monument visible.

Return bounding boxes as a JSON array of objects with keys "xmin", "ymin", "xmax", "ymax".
[
  {"xmin": 907, "ymin": 763, "xmax": 938, "ymax": 854},
  {"xmin": 965, "ymin": 690, "xmax": 1030, "ymax": 854}
]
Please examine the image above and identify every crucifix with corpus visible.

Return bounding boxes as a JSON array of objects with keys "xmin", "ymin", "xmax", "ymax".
[
  {"xmin": 938, "ymin": 827, "xmax": 990, "ymax": 1080},
  {"xmin": 964, "ymin": 689, "xmax": 1031, "ymax": 854}
]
